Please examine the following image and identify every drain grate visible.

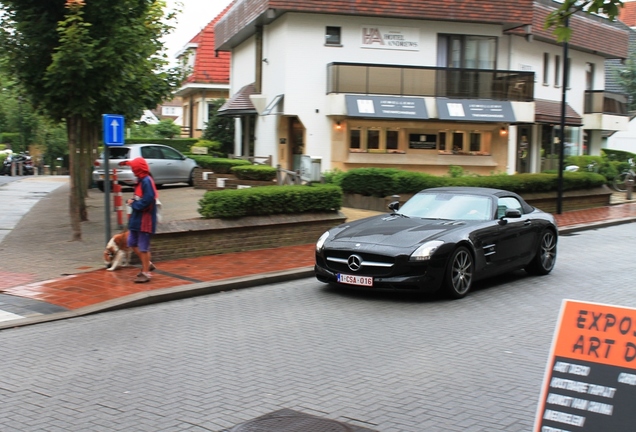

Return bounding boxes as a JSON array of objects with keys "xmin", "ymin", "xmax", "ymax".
[{"xmin": 229, "ymin": 409, "xmax": 378, "ymax": 432}]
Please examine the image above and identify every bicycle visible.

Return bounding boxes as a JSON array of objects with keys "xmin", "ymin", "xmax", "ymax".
[{"xmin": 613, "ymin": 158, "xmax": 636, "ymax": 192}]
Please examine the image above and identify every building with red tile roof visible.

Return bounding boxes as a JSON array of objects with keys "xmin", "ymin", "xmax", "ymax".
[
  {"xmin": 215, "ymin": 0, "xmax": 630, "ymax": 175},
  {"xmin": 174, "ymin": 2, "xmax": 233, "ymax": 138},
  {"xmin": 619, "ymin": 1, "xmax": 636, "ymax": 28}
]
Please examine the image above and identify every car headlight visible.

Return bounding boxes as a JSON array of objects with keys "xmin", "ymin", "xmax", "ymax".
[
  {"xmin": 410, "ymin": 240, "xmax": 444, "ymax": 261},
  {"xmin": 316, "ymin": 231, "xmax": 330, "ymax": 252}
]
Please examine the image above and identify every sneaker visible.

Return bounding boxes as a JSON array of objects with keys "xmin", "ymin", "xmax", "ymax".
[{"xmin": 134, "ymin": 273, "xmax": 150, "ymax": 283}]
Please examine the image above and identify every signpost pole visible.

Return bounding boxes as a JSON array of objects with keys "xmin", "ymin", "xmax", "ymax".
[
  {"xmin": 104, "ymin": 146, "xmax": 111, "ymax": 245},
  {"xmin": 102, "ymin": 114, "xmax": 125, "ymax": 246}
]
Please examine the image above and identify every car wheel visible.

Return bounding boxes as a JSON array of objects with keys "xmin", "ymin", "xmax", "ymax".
[
  {"xmin": 444, "ymin": 246, "xmax": 473, "ymax": 299},
  {"xmin": 525, "ymin": 229, "xmax": 557, "ymax": 276},
  {"xmin": 187, "ymin": 169, "xmax": 195, "ymax": 187}
]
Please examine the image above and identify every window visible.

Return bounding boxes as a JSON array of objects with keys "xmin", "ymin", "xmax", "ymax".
[
  {"xmin": 585, "ymin": 62, "xmax": 595, "ymax": 90},
  {"xmin": 439, "ymin": 132, "xmax": 447, "ymax": 151},
  {"xmin": 350, "ymin": 129, "xmax": 361, "ymax": 150},
  {"xmin": 469, "ymin": 133, "xmax": 481, "ymax": 152},
  {"xmin": 554, "ymin": 55, "xmax": 561, "ymax": 87},
  {"xmin": 439, "ymin": 34, "xmax": 497, "ymax": 70},
  {"xmin": 543, "ymin": 53, "xmax": 550, "ymax": 85},
  {"xmin": 497, "ymin": 197, "xmax": 523, "ymax": 218},
  {"xmin": 387, "ymin": 130, "xmax": 399, "ymax": 151},
  {"xmin": 367, "ymin": 129, "xmax": 380, "ymax": 150},
  {"xmin": 326, "ymin": 27, "xmax": 341, "ymax": 46},
  {"xmin": 348, "ymin": 125, "xmax": 403, "ymax": 153},
  {"xmin": 452, "ymin": 132, "xmax": 464, "ymax": 152}
]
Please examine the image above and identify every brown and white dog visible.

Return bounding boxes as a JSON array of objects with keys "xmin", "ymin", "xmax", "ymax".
[{"xmin": 104, "ymin": 230, "xmax": 132, "ymax": 271}]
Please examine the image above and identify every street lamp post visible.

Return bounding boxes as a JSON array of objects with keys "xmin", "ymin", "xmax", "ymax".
[{"xmin": 557, "ymin": 16, "xmax": 569, "ymax": 215}]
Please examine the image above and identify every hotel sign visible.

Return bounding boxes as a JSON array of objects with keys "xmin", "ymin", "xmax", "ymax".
[
  {"xmin": 361, "ymin": 26, "xmax": 419, "ymax": 51},
  {"xmin": 437, "ymin": 99, "xmax": 516, "ymax": 123},
  {"xmin": 345, "ymin": 95, "xmax": 428, "ymax": 119}
]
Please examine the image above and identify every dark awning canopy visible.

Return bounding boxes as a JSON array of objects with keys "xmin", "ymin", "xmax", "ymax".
[
  {"xmin": 436, "ymin": 99, "xmax": 516, "ymax": 122},
  {"xmin": 534, "ymin": 99, "xmax": 583, "ymax": 126},
  {"xmin": 345, "ymin": 95, "xmax": 428, "ymax": 119},
  {"xmin": 217, "ymin": 83, "xmax": 257, "ymax": 116}
]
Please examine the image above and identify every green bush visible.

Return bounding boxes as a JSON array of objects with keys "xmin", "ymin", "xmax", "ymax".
[
  {"xmin": 322, "ymin": 168, "xmax": 346, "ymax": 186},
  {"xmin": 339, "ymin": 167, "xmax": 607, "ymax": 197},
  {"xmin": 193, "ymin": 140, "xmax": 221, "ymax": 152},
  {"xmin": 0, "ymin": 133, "xmax": 21, "ymax": 147},
  {"xmin": 339, "ymin": 168, "xmax": 401, "ymax": 197},
  {"xmin": 198, "ymin": 184, "xmax": 342, "ymax": 218},
  {"xmin": 123, "ymin": 138, "xmax": 198, "ymax": 153},
  {"xmin": 188, "ymin": 156, "xmax": 251, "ymax": 173},
  {"xmin": 231, "ymin": 165, "xmax": 277, "ymax": 181},
  {"xmin": 602, "ymin": 148, "xmax": 636, "ymax": 162}
]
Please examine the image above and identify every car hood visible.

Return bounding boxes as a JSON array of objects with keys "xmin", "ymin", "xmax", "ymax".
[{"xmin": 330, "ymin": 214, "xmax": 472, "ymax": 248}]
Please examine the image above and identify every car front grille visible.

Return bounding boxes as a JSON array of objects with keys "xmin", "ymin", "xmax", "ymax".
[{"xmin": 324, "ymin": 250, "xmax": 396, "ymax": 276}]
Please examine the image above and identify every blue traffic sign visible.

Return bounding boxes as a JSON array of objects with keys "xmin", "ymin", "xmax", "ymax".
[{"xmin": 102, "ymin": 114, "xmax": 125, "ymax": 146}]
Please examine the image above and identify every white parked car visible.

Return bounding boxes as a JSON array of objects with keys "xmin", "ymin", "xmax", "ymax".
[{"xmin": 93, "ymin": 143, "xmax": 198, "ymax": 191}]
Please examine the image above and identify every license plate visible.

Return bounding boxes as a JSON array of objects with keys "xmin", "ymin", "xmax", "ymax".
[{"xmin": 337, "ymin": 273, "xmax": 373, "ymax": 287}]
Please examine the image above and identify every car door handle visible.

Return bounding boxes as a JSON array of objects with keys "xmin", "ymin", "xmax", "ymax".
[{"xmin": 524, "ymin": 220, "xmax": 532, "ymax": 226}]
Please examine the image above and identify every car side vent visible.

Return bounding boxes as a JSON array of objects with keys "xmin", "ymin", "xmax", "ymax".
[{"xmin": 439, "ymin": 221, "xmax": 465, "ymax": 226}]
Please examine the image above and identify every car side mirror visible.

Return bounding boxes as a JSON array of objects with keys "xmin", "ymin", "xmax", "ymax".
[
  {"xmin": 388, "ymin": 201, "xmax": 400, "ymax": 212},
  {"xmin": 503, "ymin": 208, "xmax": 521, "ymax": 219}
]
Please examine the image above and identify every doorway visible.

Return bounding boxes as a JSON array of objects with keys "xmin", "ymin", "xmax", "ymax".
[
  {"xmin": 516, "ymin": 125, "xmax": 531, "ymax": 173},
  {"xmin": 289, "ymin": 117, "xmax": 305, "ymax": 171}
]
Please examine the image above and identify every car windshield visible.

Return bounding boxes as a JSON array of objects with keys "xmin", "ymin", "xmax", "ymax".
[{"xmin": 398, "ymin": 193, "xmax": 493, "ymax": 221}]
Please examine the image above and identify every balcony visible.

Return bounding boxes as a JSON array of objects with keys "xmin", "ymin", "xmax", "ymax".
[
  {"xmin": 327, "ymin": 63, "xmax": 534, "ymax": 102},
  {"xmin": 583, "ymin": 90, "xmax": 629, "ymax": 132},
  {"xmin": 584, "ymin": 91, "xmax": 628, "ymax": 116}
]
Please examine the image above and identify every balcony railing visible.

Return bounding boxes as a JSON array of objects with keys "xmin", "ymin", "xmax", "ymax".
[
  {"xmin": 327, "ymin": 63, "xmax": 534, "ymax": 102},
  {"xmin": 584, "ymin": 90, "xmax": 628, "ymax": 116}
]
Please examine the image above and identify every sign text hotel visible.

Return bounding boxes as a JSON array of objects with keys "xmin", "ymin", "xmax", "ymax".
[{"xmin": 361, "ymin": 26, "xmax": 420, "ymax": 51}]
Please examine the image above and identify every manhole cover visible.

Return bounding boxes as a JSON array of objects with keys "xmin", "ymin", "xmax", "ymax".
[{"xmin": 231, "ymin": 416, "xmax": 351, "ymax": 432}]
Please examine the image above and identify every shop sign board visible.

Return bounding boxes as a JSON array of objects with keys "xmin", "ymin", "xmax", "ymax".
[
  {"xmin": 345, "ymin": 95, "xmax": 428, "ymax": 120},
  {"xmin": 437, "ymin": 99, "xmax": 516, "ymax": 122}
]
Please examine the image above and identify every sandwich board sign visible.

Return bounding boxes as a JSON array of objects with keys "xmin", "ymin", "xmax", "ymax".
[{"xmin": 535, "ymin": 299, "xmax": 636, "ymax": 431}]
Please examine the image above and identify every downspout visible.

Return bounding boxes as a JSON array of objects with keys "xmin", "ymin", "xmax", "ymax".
[{"xmin": 255, "ymin": 26, "xmax": 263, "ymax": 93}]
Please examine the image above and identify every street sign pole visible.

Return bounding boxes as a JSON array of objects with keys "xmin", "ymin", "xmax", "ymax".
[{"xmin": 102, "ymin": 114, "xmax": 125, "ymax": 246}]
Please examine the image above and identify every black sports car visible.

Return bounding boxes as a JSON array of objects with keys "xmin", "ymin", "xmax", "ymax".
[{"xmin": 314, "ymin": 187, "xmax": 558, "ymax": 299}]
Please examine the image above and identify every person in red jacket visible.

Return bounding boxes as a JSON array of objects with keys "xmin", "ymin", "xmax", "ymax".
[{"xmin": 125, "ymin": 157, "xmax": 158, "ymax": 283}]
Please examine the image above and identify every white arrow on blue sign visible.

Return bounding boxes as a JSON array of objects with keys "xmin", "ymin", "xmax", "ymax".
[{"xmin": 102, "ymin": 114, "xmax": 125, "ymax": 146}]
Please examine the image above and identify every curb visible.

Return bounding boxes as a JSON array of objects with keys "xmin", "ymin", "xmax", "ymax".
[{"xmin": 0, "ymin": 267, "xmax": 315, "ymax": 330}]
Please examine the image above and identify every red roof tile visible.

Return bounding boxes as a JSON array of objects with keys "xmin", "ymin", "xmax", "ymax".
[
  {"xmin": 535, "ymin": 99, "xmax": 583, "ymax": 126},
  {"xmin": 619, "ymin": 1, "xmax": 636, "ymax": 27},
  {"xmin": 183, "ymin": 2, "xmax": 234, "ymax": 85}
]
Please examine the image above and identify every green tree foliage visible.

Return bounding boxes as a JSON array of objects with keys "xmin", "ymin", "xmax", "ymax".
[
  {"xmin": 545, "ymin": 0, "xmax": 624, "ymax": 42},
  {"xmin": 202, "ymin": 99, "xmax": 234, "ymax": 156},
  {"xmin": 155, "ymin": 119, "xmax": 181, "ymax": 139},
  {"xmin": 0, "ymin": 0, "xmax": 183, "ymax": 240}
]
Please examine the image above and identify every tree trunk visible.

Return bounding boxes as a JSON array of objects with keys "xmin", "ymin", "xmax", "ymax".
[{"xmin": 67, "ymin": 115, "xmax": 82, "ymax": 241}]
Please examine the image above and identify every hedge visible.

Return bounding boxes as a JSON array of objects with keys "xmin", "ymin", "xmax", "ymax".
[
  {"xmin": 231, "ymin": 165, "xmax": 277, "ymax": 181},
  {"xmin": 335, "ymin": 168, "xmax": 608, "ymax": 197},
  {"xmin": 188, "ymin": 156, "xmax": 251, "ymax": 173},
  {"xmin": 198, "ymin": 184, "xmax": 343, "ymax": 218}
]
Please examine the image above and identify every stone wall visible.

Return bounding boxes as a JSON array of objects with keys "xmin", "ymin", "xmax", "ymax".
[{"xmin": 150, "ymin": 212, "xmax": 345, "ymax": 262}]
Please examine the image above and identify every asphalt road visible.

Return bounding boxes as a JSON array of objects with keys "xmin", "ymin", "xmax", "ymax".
[{"xmin": 0, "ymin": 223, "xmax": 634, "ymax": 431}]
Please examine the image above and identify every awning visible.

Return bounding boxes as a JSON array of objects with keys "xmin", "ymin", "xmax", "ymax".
[
  {"xmin": 436, "ymin": 99, "xmax": 516, "ymax": 122},
  {"xmin": 345, "ymin": 95, "xmax": 428, "ymax": 119},
  {"xmin": 534, "ymin": 99, "xmax": 583, "ymax": 126},
  {"xmin": 262, "ymin": 94, "xmax": 284, "ymax": 115},
  {"xmin": 217, "ymin": 83, "xmax": 257, "ymax": 116}
]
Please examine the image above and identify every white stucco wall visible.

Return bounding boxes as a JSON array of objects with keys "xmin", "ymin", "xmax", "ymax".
[{"xmin": 229, "ymin": 11, "xmax": 616, "ymax": 170}]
